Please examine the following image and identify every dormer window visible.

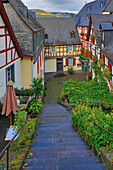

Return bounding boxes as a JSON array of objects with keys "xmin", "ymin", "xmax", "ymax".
[
  {"xmin": 100, "ymin": 2, "xmax": 103, "ymax": 7},
  {"xmin": 45, "ymin": 33, "xmax": 48, "ymax": 39},
  {"xmin": 86, "ymin": 15, "xmax": 88, "ymax": 20},
  {"xmin": 71, "ymin": 31, "xmax": 75, "ymax": 38},
  {"xmin": 87, "ymin": 7, "xmax": 90, "ymax": 11}
]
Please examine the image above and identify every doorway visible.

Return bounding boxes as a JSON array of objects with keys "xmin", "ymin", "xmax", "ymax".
[{"xmin": 57, "ymin": 59, "xmax": 63, "ymax": 72}]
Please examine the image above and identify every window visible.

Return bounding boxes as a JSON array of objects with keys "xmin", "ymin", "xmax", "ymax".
[
  {"xmin": 45, "ymin": 33, "xmax": 48, "ymax": 39},
  {"xmin": 6, "ymin": 64, "xmax": 15, "ymax": 85},
  {"xmin": 87, "ymin": 7, "xmax": 90, "ymax": 11},
  {"xmin": 71, "ymin": 31, "xmax": 75, "ymax": 38},
  {"xmin": 68, "ymin": 58, "xmax": 73, "ymax": 66},
  {"xmin": 51, "ymin": 46, "xmax": 56, "ymax": 53},
  {"xmin": 40, "ymin": 31, "xmax": 44, "ymax": 43},
  {"xmin": 86, "ymin": 15, "xmax": 88, "ymax": 20},
  {"xmin": 66, "ymin": 45, "xmax": 73, "ymax": 52}
]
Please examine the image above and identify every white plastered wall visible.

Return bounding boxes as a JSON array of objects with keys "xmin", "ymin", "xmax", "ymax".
[
  {"xmin": 0, "ymin": 58, "xmax": 22, "ymax": 98},
  {"xmin": 45, "ymin": 58, "xmax": 56, "ymax": 73}
]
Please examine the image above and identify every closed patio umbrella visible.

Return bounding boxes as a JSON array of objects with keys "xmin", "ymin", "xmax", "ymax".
[{"xmin": 2, "ymin": 79, "xmax": 18, "ymax": 126}]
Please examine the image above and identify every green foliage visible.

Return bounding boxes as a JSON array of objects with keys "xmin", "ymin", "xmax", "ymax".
[
  {"xmin": 93, "ymin": 55, "xmax": 98, "ymax": 64},
  {"xmin": 72, "ymin": 103, "xmax": 113, "ymax": 155},
  {"xmin": 28, "ymin": 98, "xmax": 43, "ymax": 114},
  {"xmin": 91, "ymin": 35, "xmax": 95, "ymax": 43},
  {"xmin": 103, "ymin": 68, "xmax": 112, "ymax": 80},
  {"xmin": 62, "ymin": 80, "xmax": 113, "ymax": 109},
  {"xmin": 14, "ymin": 87, "xmax": 31, "ymax": 96},
  {"xmin": 79, "ymin": 53, "xmax": 90, "ymax": 60},
  {"xmin": 14, "ymin": 107, "xmax": 37, "ymax": 146},
  {"xmin": 81, "ymin": 47, "xmax": 84, "ymax": 54},
  {"xmin": 14, "ymin": 107, "xmax": 27, "ymax": 131},
  {"xmin": 17, "ymin": 96, "xmax": 28, "ymax": 104},
  {"xmin": 68, "ymin": 67, "xmax": 74, "ymax": 74},
  {"xmin": 99, "ymin": 59, "xmax": 104, "ymax": 68},
  {"xmin": 30, "ymin": 77, "xmax": 44, "ymax": 98}
]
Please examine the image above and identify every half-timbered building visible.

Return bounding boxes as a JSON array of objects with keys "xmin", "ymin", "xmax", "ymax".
[
  {"xmin": 0, "ymin": 0, "xmax": 23, "ymax": 98},
  {"xmin": 38, "ymin": 17, "xmax": 82, "ymax": 77},
  {"xmin": 2, "ymin": 0, "xmax": 45, "ymax": 88},
  {"xmin": 75, "ymin": 0, "xmax": 110, "ymax": 43},
  {"xmin": 87, "ymin": 14, "xmax": 113, "ymax": 82}
]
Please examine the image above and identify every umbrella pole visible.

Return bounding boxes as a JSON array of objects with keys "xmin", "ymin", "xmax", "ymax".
[{"xmin": 10, "ymin": 112, "xmax": 12, "ymax": 126}]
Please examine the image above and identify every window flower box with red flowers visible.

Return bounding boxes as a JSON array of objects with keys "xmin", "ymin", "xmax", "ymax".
[
  {"xmin": 80, "ymin": 32, "xmax": 84, "ymax": 37},
  {"xmin": 85, "ymin": 33, "xmax": 88, "ymax": 37},
  {"xmin": 88, "ymin": 71, "xmax": 92, "ymax": 78},
  {"xmin": 91, "ymin": 35, "xmax": 95, "ymax": 44}
]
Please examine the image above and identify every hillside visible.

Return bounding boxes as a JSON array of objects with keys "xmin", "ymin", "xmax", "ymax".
[{"xmin": 29, "ymin": 9, "xmax": 74, "ymax": 17}]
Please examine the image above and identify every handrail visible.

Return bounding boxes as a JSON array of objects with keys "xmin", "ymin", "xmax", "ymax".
[
  {"xmin": 88, "ymin": 118, "xmax": 113, "ymax": 135},
  {"xmin": 0, "ymin": 96, "xmax": 32, "ymax": 163},
  {"xmin": 70, "ymin": 99, "xmax": 113, "ymax": 106}
]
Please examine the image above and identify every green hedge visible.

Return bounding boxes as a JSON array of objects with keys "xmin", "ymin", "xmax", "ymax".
[
  {"xmin": 61, "ymin": 80, "xmax": 113, "ymax": 109},
  {"xmin": 72, "ymin": 103, "xmax": 113, "ymax": 155}
]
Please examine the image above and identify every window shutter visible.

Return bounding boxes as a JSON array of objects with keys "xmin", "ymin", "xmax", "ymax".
[
  {"xmin": 73, "ymin": 45, "xmax": 75, "ymax": 52},
  {"xmin": 66, "ymin": 58, "xmax": 68, "ymax": 66},
  {"xmin": 73, "ymin": 58, "xmax": 76, "ymax": 66},
  {"xmin": 66, "ymin": 46, "xmax": 68, "ymax": 52},
  {"xmin": 11, "ymin": 65, "xmax": 15, "ymax": 83}
]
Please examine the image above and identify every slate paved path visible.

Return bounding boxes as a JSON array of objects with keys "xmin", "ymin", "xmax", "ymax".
[{"xmin": 25, "ymin": 103, "xmax": 106, "ymax": 170}]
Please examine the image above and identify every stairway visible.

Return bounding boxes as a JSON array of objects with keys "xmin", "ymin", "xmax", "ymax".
[{"xmin": 25, "ymin": 104, "xmax": 106, "ymax": 170}]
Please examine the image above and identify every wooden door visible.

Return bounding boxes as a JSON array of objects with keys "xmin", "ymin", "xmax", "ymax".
[{"xmin": 57, "ymin": 59, "xmax": 63, "ymax": 72}]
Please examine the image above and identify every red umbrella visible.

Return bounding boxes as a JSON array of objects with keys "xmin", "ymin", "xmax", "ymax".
[{"xmin": 2, "ymin": 79, "xmax": 18, "ymax": 126}]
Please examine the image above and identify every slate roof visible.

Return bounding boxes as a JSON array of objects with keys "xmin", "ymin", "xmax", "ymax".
[
  {"xmin": 89, "ymin": 14, "xmax": 113, "ymax": 48},
  {"xmin": 100, "ymin": 22, "xmax": 113, "ymax": 30},
  {"xmin": 8, "ymin": 0, "xmax": 44, "ymax": 32},
  {"xmin": 37, "ymin": 17, "xmax": 81, "ymax": 46},
  {"xmin": 75, "ymin": 0, "xmax": 110, "ymax": 27},
  {"xmin": 104, "ymin": 0, "xmax": 113, "ymax": 12},
  {"xmin": 102, "ymin": 39, "xmax": 113, "ymax": 64}
]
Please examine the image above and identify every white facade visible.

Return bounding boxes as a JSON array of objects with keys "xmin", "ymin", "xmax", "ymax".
[
  {"xmin": 0, "ymin": 58, "xmax": 22, "ymax": 98},
  {"xmin": 0, "ymin": 14, "xmax": 22, "ymax": 98}
]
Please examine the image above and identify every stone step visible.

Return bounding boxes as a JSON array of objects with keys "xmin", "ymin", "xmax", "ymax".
[
  {"xmin": 26, "ymin": 157, "xmax": 102, "ymax": 168},
  {"xmin": 35, "ymin": 131, "xmax": 79, "ymax": 137},
  {"xmin": 28, "ymin": 150, "xmax": 95, "ymax": 159},
  {"xmin": 34, "ymin": 134, "xmax": 81, "ymax": 138},
  {"xmin": 25, "ymin": 166, "xmax": 58, "ymax": 170},
  {"xmin": 32, "ymin": 137, "xmax": 84, "ymax": 143},
  {"xmin": 31, "ymin": 140, "xmax": 88, "ymax": 148},
  {"xmin": 59, "ymin": 164, "xmax": 106, "ymax": 170},
  {"xmin": 30, "ymin": 145, "xmax": 90, "ymax": 153}
]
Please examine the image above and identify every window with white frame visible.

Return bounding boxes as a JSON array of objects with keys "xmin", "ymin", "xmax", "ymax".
[
  {"xmin": 68, "ymin": 58, "xmax": 73, "ymax": 66},
  {"xmin": 51, "ymin": 46, "xmax": 56, "ymax": 53},
  {"xmin": 6, "ymin": 64, "xmax": 15, "ymax": 85},
  {"xmin": 67, "ymin": 45, "xmax": 73, "ymax": 52}
]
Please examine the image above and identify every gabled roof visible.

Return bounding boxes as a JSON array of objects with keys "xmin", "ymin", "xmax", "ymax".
[
  {"xmin": 102, "ymin": 39, "xmax": 113, "ymax": 64},
  {"xmin": 100, "ymin": 22, "xmax": 113, "ymax": 30},
  {"xmin": 104, "ymin": 0, "xmax": 113, "ymax": 12},
  {"xmin": 75, "ymin": 0, "xmax": 110, "ymax": 27},
  {"xmin": 37, "ymin": 17, "xmax": 81, "ymax": 46},
  {"xmin": 6, "ymin": 0, "xmax": 44, "ymax": 32},
  {"xmin": 88, "ymin": 14, "xmax": 113, "ymax": 48},
  {"xmin": 0, "ymin": 0, "xmax": 22, "ymax": 58}
]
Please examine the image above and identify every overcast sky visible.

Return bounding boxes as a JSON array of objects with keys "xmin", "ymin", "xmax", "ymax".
[{"xmin": 22, "ymin": 0, "xmax": 94, "ymax": 13}]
